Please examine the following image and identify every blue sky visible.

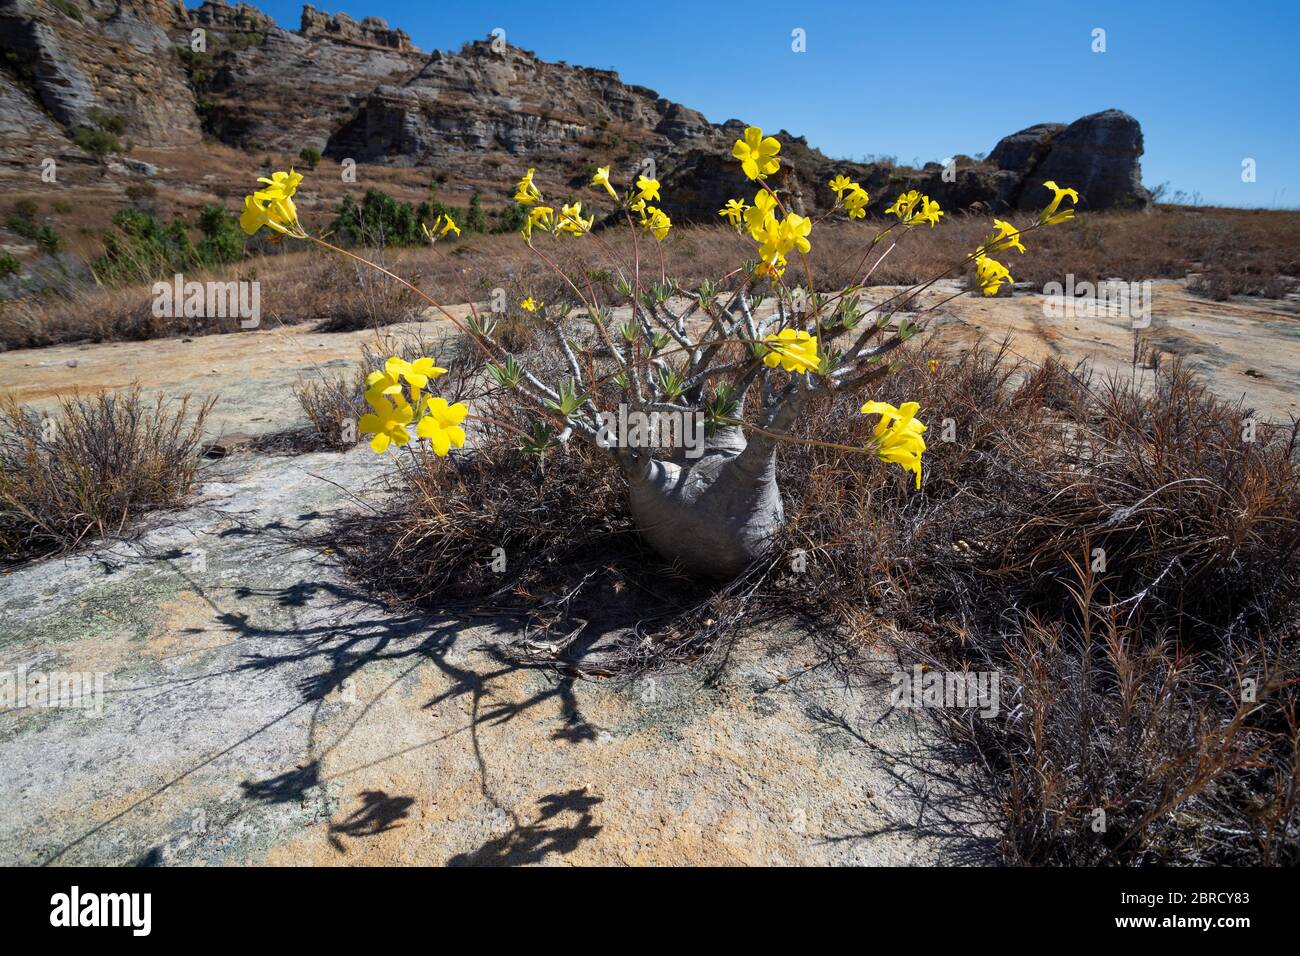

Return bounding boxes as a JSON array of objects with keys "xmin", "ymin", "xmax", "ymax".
[{"xmin": 238, "ymin": 0, "xmax": 1299, "ymax": 207}]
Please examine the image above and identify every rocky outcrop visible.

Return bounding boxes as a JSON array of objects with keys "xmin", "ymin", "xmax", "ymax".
[
  {"xmin": 1009, "ymin": 109, "xmax": 1150, "ymax": 211},
  {"xmin": 189, "ymin": 0, "xmax": 275, "ymax": 33},
  {"xmin": 186, "ymin": 24, "xmax": 421, "ymax": 151},
  {"xmin": 299, "ymin": 4, "xmax": 416, "ymax": 52},
  {"xmin": 0, "ymin": 0, "xmax": 200, "ymax": 147},
  {"xmin": 659, "ymin": 110, "xmax": 1150, "ymax": 223},
  {"xmin": 326, "ymin": 40, "xmax": 723, "ymax": 168}
]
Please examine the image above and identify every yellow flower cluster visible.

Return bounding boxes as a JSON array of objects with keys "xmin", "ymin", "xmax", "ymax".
[
  {"xmin": 520, "ymin": 296, "xmax": 541, "ymax": 313},
  {"xmin": 829, "ymin": 175, "xmax": 870, "ymax": 219},
  {"xmin": 239, "ymin": 169, "xmax": 307, "ymax": 238},
  {"xmin": 619, "ymin": 173, "xmax": 671, "ymax": 242},
  {"xmin": 358, "ymin": 356, "xmax": 468, "ymax": 456},
  {"xmin": 968, "ymin": 182, "xmax": 1078, "ymax": 295},
  {"xmin": 861, "ymin": 400, "xmax": 927, "ymax": 489},
  {"xmin": 723, "ymin": 185, "xmax": 811, "ymax": 278},
  {"xmin": 514, "ymin": 168, "xmax": 595, "ymax": 239},
  {"xmin": 719, "ymin": 127, "xmax": 816, "ymax": 273},
  {"xmin": 885, "ymin": 190, "xmax": 944, "ymax": 228}
]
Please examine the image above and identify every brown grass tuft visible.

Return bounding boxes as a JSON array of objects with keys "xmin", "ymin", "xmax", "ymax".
[{"xmin": 0, "ymin": 388, "xmax": 213, "ymax": 562}]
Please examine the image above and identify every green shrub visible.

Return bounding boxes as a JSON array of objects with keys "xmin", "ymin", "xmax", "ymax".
[
  {"xmin": 465, "ymin": 191, "xmax": 487, "ymax": 233},
  {"xmin": 299, "ymin": 146, "xmax": 323, "ymax": 169},
  {"xmin": 72, "ymin": 126, "xmax": 120, "ymax": 161},
  {"xmin": 0, "ymin": 251, "xmax": 20, "ymax": 277},
  {"xmin": 493, "ymin": 202, "xmax": 528, "ymax": 235},
  {"xmin": 86, "ymin": 107, "xmax": 127, "ymax": 136},
  {"xmin": 91, "ymin": 204, "xmax": 245, "ymax": 286},
  {"xmin": 6, "ymin": 205, "xmax": 61, "ymax": 254},
  {"xmin": 328, "ymin": 188, "xmax": 450, "ymax": 247},
  {"xmin": 194, "ymin": 204, "xmax": 244, "ymax": 266}
]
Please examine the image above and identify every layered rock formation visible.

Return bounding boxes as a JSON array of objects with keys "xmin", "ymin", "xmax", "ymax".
[
  {"xmin": 0, "ymin": 0, "xmax": 1152, "ymax": 222},
  {"xmin": 326, "ymin": 40, "xmax": 725, "ymax": 169},
  {"xmin": 0, "ymin": 0, "xmax": 201, "ymax": 147},
  {"xmin": 299, "ymin": 4, "xmax": 416, "ymax": 52}
]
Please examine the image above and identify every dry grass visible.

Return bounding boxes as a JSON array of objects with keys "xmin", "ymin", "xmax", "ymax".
[
  {"xmin": 0, "ymin": 388, "xmax": 213, "ymax": 562},
  {"xmin": 4, "ymin": 206, "xmax": 1297, "ymax": 351},
  {"xmin": 779, "ymin": 344, "xmax": 1300, "ymax": 864}
]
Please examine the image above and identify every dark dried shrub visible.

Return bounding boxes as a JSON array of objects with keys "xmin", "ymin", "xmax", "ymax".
[{"xmin": 0, "ymin": 388, "xmax": 212, "ymax": 562}]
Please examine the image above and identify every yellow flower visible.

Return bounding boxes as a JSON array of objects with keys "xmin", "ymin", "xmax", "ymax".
[
  {"xmin": 557, "ymin": 200, "xmax": 593, "ymax": 235},
  {"xmin": 416, "ymin": 396, "xmax": 469, "ymax": 456},
  {"xmin": 719, "ymin": 198, "xmax": 749, "ymax": 228},
  {"xmin": 240, "ymin": 175, "xmax": 304, "ymax": 238},
  {"xmin": 266, "ymin": 194, "xmax": 303, "ymax": 234},
  {"xmin": 754, "ymin": 210, "xmax": 812, "ymax": 265},
  {"xmin": 762, "ymin": 328, "xmax": 820, "ymax": 374},
  {"xmin": 255, "ymin": 169, "xmax": 303, "ymax": 201},
  {"xmin": 974, "ymin": 253, "xmax": 1013, "ymax": 295},
  {"xmin": 732, "ymin": 126, "xmax": 781, "ymax": 180},
  {"xmin": 591, "ymin": 165, "xmax": 617, "ymax": 199},
  {"xmin": 239, "ymin": 194, "xmax": 274, "ymax": 235},
  {"xmin": 358, "ymin": 392, "xmax": 414, "ymax": 454},
  {"xmin": 861, "ymin": 400, "xmax": 927, "ymax": 489},
  {"xmin": 914, "ymin": 196, "xmax": 943, "ymax": 227},
  {"xmin": 828, "ymin": 174, "xmax": 856, "ymax": 198},
  {"xmin": 635, "ymin": 175, "xmax": 661, "ymax": 203},
  {"xmin": 520, "ymin": 296, "xmax": 541, "ymax": 313},
  {"xmin": 780, "ymin": 213, "xmax": 812, "ymax": 255},
  {"xmin": 984, "ymin": 218, "xmax": 1025, "ymax": 254},
  {"xmin": 422, "ymin": 214, "xmax": 461, "ymax": 242},
  {"xmin": 744, "ymin": 189, "xmax": 778, "ymax": 240},
  {"xmin": 385, "ymin": 356, "xmax": 447, "ymax": 390},
  {"xmin": 1040, "ymin": 180, "xmax": 1079, "ymax": 225},
  {"xmin": 927, "ymin": 358, "xmax": 939, "ymax": 375},
  {"xmin": 885, "ymin": 190, "xmax": 919, "ymax": 220},
  {"xmin": 638, "ymin": 205, "xmax": 672, "ymax": 241},
  {"xmin": 843, "ymin": 186, "xmax": 870, "ymax": 220},
  {"xmin": 515, "ymin": 167, "xmax": 543, "ymax": 206},
  {"xmin": 363, "ymin": 368, "xmax": 402, "ymax": 406},
  {"xmin": 523, "ymin": 205, "xmax": 555, "ymax": 239}
]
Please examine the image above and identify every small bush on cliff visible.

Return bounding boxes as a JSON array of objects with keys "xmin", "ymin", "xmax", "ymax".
[{"xmin": 6, "ymin": 205, "xmax": 61, "ymax": 255}]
